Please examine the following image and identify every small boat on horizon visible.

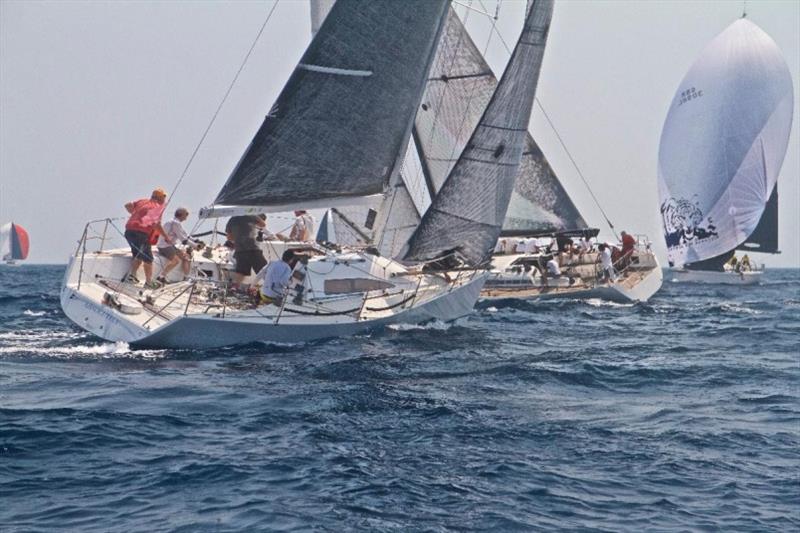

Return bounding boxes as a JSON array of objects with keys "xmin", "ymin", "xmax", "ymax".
[{"xmin": 0, "ymin": 222, "xmax": 30, "ymax": 266}]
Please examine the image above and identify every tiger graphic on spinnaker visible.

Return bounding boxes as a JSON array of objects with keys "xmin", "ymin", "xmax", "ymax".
[{"xmin": 660, "ymin": 197, "xmax": 718, "ymax": 248}]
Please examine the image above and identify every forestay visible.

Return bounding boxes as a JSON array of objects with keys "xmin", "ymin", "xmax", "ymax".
[
  {"xmin": 412, "ymin": 7, "xmax": 586, "ymax": 238},
  {"xmin": 205, "ymin": 0, "xmax": 449, "ymax": 217},
  {"xmin": 658, "ymin": 18, "xmax": 793, "ymax": 267},
  {"xmin": 404, "ymin": 0, "xmax": 555, "ymax": 265}
]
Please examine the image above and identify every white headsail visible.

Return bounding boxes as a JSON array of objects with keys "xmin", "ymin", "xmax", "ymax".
[{"xmin": 658, "ymin": 18, "xmax": 793, "ymax": 267}]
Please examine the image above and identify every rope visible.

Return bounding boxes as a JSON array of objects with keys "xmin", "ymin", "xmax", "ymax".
[
  {"xmin": 166, "ymin": 0, "xmax": 280, "ymax": 210},
  {"xmin": 533, "ymin": 101, "xmax": 618, "ymax": 240},
  {"xmin": 477, "ymin": 0, "xmax": 617, "ymax": 239}
]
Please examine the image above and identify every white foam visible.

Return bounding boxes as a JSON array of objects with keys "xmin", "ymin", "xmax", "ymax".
[
  {"xmin": 23, "ymin": 309, "xmax": 47, "ymax": 317},
  {"xmin": 486, "ymin": 306, "xmax": 498, "ymax": 313},
  {"xmin": 584, "ymin": 298, "xmax": 634, "ymax": 308},
  {"xmin": 720, "ymin": 302, "xmax": 761, "ymax": 315},
  {"xmin": 0, "ymin": 332, "xmax": 166, "ymax": 359},
  {"xmin": 388, "ymin": 320, "xmax": 452, "ymax": 332}
]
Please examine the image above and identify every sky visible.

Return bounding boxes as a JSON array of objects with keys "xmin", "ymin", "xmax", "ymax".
[{"xmin": 1, "ymin": 0, "xmax": 798, "ymax": 266}]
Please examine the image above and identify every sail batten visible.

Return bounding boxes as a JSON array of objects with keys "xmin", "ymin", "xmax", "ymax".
[
  {"xmin": 210, "ymin": 0, "xmax": 449, "ymax": 212},
  {"xmin": 658, "ymin": 18, "xmax": 793, "ymax": 266},
  {"xmin": 403, "ymin": 0, "xmax": 555, "ymax": 266}
]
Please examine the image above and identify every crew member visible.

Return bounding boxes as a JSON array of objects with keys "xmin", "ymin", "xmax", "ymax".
[
  {"xmin": 598, "ymin": 243, "xmax": 617, "ymax": 282},
  {"xmin": 156, "ymin": 207, "xmax": 201, "ymax": 283},
  {"xmin": 255, "ymin": 250, "xmax": 296, "ymax": 305},
  {"xmin": 123, "ymin": 188, "xmax": 171, "ymax": 288},
  {"xmin": 620, "ymin": 231, "xmax": 636, "ymax": 269},
  {"xmin": 225, "ymin": 214, "xmax": 269, "ymax": 285},
  {"xmin": 289, "ymin": 210, "xmax": 316, "ymax": 242},
  {"xmin": 546, "ymin": 256, "xmax": 562, "ymax": 278},
  {"xmin": 740, "ymin": 254, "xmax": 751, "ymax": 272}
]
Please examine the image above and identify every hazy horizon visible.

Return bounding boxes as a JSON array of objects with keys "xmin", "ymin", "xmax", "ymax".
[{"xmin": 1, "ymin": 0, "xmax": 798, "ymax": 266}]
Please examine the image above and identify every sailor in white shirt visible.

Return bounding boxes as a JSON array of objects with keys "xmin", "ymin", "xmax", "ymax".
[
  {"xmin": 290, "ymin": 210, "xmax": 316, "ymax": 242},
  {"xmin": 255, "ymin": 250, "xmax": 296, "ymax": 304},
  {"xmin": 577, "ymin": 235, "xmax": 593, "ymax": 254},
  {"xmin": 598, "ymin": 244, "xmax": 617, "ymax": 282},
  {"xmin": 546, "ymin": 256, "xmax": 561, "ymax": 277},
  {"xmin": 156, "ymin": 207, "xmax": 200, "ymax": 283},
  {"xmin": 524, "ymin": 238, "xmax": 540, "ymax": 254}
]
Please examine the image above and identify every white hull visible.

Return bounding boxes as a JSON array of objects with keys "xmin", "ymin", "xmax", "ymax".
[
  {"xmin": 61, "ymin": 276, "xmax": 484, "ymax": 349},
  {"xmin": 481, "ymin": 248, "xmax": 663, "ymax": 303},
  {"xmin": 60, "ymin": 232, "xmax": 486, "ymax": 349},
  {"xmin": 669, "ymin": 268, "xmax": 762, "ymax": 285}
]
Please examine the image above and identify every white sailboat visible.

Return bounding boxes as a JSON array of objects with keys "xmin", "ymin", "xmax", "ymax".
[
  {"xmin": 658, "ymin": 17, "xmax": 793, "ymax": 285},
  {"xmin": 402, "ymin": 4, "xmax": 662, "ymax": 303},
  {"xmin": 60, "ymin": 0, "xmax": 555, "ymax": 348},
  {"xmin": 0, "ymin": 222, "xmax": 30, "ymax": 266}
]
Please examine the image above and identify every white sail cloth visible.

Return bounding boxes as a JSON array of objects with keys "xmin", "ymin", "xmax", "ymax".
[
  {"xmin": 0, "ymin": 223, "xmax": 12, "ymax": 261},
  {"xmin": 658, "ymin": 18, "xmax": 793, "ymax": 267}
]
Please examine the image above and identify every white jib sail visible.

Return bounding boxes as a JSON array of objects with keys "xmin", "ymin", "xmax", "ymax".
[
  {"xmin": 0, "ymin": 223, "xmax": 11, "ymax": 261},
  {"xmin": 657, "ymin": 18, "xmax": 793, "ymax": 267}
]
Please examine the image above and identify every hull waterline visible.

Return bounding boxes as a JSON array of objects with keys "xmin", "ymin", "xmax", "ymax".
[{"xmin": 669, "ymin": 268, "xmax": 762, "ymax": 285}]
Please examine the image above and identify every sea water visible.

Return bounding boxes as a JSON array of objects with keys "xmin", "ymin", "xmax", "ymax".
[{"xmin": 1, "ymin": 265, "xmax": 798, "ymax": 531}]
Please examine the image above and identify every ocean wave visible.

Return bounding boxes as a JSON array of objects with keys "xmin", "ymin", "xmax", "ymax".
[
  {"xmin": 388, "ymin": 320, "xmax": 452, "ymax": 332},
  {"xmin": 718, "ymin": 302, "xmax": 762, "ymax": 315},
  {"xmin": 584, "ymin": 298, "xmax": 635, "ymax": 308},
  {"xmin": 0, "ymin": 338, "xmax": 165, "ymax": 359},
  {"xmin": 23, "ymin": 309, "xmax": 47, "ymax": 317}
]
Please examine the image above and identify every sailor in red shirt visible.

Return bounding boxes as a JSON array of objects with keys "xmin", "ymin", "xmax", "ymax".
[
  {"xmin": 620, "ymin": 231, "xmax": 636, "ymax": 269},
  {"xmin": 122, "ymin": 188, "xmax": 172, "ymax": 287}
]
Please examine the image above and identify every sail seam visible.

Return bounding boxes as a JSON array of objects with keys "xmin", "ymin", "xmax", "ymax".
[
  {"xmin": 479, "ymin": 124, "xmax": 527, "ymax": 132},
  {"xmin": 461, "ymin": 156, "xmax": 518, "ymax": 167},
  {"xmin": 427, "ymin": 71, "xmax": 493, "ymax": 82}
]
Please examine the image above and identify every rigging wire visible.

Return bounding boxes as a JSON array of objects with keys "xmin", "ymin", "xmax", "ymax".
[
  {"xmin": 166, "ymin": 0, "xmax": 280, "ymax": 215},
  {"xmin": 476, "ymin": 0, "xmax": 618, "ymax": 238}
]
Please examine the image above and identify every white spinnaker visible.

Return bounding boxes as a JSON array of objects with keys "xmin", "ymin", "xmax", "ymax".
[
  {"xmin": 0, "ymin": 223, "xmax": 11, "ymax": 260},
  {"xmin": 658, "ymin": 18, "xmax": 793, "ymax": 267}
]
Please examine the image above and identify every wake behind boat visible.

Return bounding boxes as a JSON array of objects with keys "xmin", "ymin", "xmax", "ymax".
[
  {"xmin": 658, "ymin": 16, "xmax": 793, "ymax": 285},
  {"xmin": 60, "ymin": 0, "xmax": 556, "ymax": 348}
]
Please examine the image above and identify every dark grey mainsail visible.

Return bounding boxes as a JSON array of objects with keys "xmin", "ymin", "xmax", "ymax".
[
  {"xmin": 413, "ymin": 7, "xmax": 586, "ymax": 239},
  {"xmin": 210, "ymin": 0, "xmax": 449, "ymax": 213},
  {"xmin": 404, "ymin": 0, "xmax": 555, "ymax": 265},
  {"xmin": 737, "ymin": 185, "xmax": 779, "ymax": 254}
]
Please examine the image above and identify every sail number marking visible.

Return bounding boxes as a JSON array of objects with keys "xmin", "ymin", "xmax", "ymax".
[{"xmin": 678, "ymin": 86, "xmax": 703, "ymax": 106}]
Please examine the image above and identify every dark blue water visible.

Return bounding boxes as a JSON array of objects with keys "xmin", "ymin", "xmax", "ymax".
[{"xmin": 1, "ymin": 265, "xmax": 798, "ymax": 531}]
